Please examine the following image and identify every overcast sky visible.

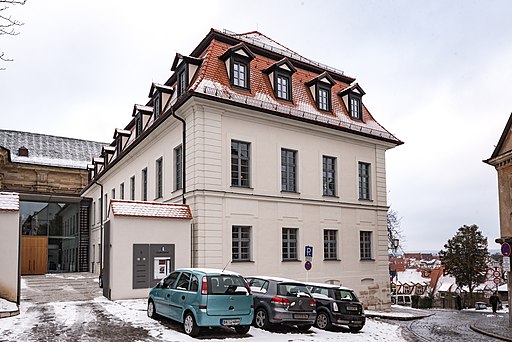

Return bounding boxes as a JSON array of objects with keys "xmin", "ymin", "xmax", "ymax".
[{"xmin": 2, "ymin": 0, "xmax": 511, "ymax": 252}]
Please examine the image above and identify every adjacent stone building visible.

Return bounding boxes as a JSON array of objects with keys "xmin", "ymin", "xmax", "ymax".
[{"xmin": 83, "ymin": 29, "xmax": 402, "ymax": 309}]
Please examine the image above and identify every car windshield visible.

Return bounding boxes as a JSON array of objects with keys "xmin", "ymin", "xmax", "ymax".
[
  {"xmin": 334, "ymin": 289, "xmax": 357, "ymax": 301},
  {"xmin": 277, "ymin": 283, "xmax": 311, "ymax": 297},
  {"xmin": 207, "ymin": 275, "xmax": 248, "ymax": 295}
]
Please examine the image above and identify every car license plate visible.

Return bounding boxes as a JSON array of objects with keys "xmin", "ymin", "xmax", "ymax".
[
  {"xmin": 221, "ymin": 318, "xmax": 240, "ymax": 326},
  {"xmin": 293, "ymin": 313, "xmax": 308, "ymax": 319},
  {"xmin": 347, "ymin": 305, "xmax": 359, "ymax": 311}
]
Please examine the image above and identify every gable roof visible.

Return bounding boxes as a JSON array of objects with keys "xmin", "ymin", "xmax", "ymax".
[
  {"xmin": 484, "ymin": 112, "xmax": 512, "ymax": 164},
  {"xmin": 0, "ymin": 129, "xmax": 107, "ymax": 169},
  {"xmin": 109, "ymin": 199, "xmax": 192, "ymax": 219},
  {"xmin": 0, "ymin": 192, "xmax": 19, "ymax": 211}
]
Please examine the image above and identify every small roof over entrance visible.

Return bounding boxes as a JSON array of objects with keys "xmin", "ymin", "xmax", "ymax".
[{"xmin": 109, "ymin": 200, "xmax": 192, "ymax": 219}]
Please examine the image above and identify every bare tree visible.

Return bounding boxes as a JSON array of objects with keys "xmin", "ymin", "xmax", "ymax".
[
  {"xmin": 1, "ymin": 0, "xmax": 26, "ymax": 70},
  {"xmin": 387, "ymin": 208, "xmax": 404, "ymax": 254}
]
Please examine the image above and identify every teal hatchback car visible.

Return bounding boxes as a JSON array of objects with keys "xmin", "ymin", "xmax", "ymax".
[{"xmin": 147, "ymin": 268, "xmax": 254, "ymax": 337}]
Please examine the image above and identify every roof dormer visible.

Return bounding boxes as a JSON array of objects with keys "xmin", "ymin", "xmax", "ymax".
[
  {"xmin": 264, "ymin": 58, "xmax": 296, "ymax": 101},
  {"xmin": 171, "ymin": 53, "xmax": 203, "ymax": 97},
  {"xmin": 306, "ymin": 72, "xmax": 336, "ymax": 112},
  {"xmin": 338, "ymin": 83, "xmax": 366, "ymax": 121},
  {"xmin": 92, "ymin": 157, "xmax": 104, "ymax": 175},
  {"xmin": 101, "ymin": 146, "xmax": 115, "ymax": 167},
  {"xmin": 87, "ymin": 164, "xmax": 95, "ymax": 181},
  {"xmin": 148, "ymin": 83, "xmax": 174, "ymax": 120},
  {"xmin": 132, "ymin": 104, "xmax": 152, "ymax": 138},
  {"xmin": 220, "ymin": 43, "xmax": 255, "ymax": 90},
  {"xmin": 113, "ymin": 128, "xmax": 131, "ymax": 156}
]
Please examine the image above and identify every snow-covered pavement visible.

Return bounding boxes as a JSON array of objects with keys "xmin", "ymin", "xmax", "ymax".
[{"xmin": 0, "ymin": 297, "xmax": 407, "ymax": 341}]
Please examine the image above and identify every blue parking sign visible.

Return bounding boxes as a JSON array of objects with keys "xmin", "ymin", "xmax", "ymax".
[{"xmin": 305, "ymin": 245, "xmax": 313, "ymax": 258}]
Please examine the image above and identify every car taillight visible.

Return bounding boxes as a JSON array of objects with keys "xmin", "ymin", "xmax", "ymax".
[
  {"xmin": 271, "ymin": 296, "xmax": 290, "ymax": 305},
  {"xmin": 332, "ymin": 302, "xmax": 339, "ymax": 312},
  {"xmin": 201, "ymin": 276, "xmax": 208, "ymax": 295},
  {"xmin": 309, "ymin": 299, "xmax": 316, "ymax": 307}
]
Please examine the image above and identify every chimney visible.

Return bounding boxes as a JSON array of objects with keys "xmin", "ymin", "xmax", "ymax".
[{"xmin": 18, "ymin": 146, "xmax": 28, "ymax": 157}]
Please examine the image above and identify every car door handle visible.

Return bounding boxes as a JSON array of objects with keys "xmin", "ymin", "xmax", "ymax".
[
  {"xmin": 181, "ymin": 296, "xmax": 185, "ymax": 300},
  {"xmin": 166, "ymin": 294, "xmax": 170, "ymax": 298}
]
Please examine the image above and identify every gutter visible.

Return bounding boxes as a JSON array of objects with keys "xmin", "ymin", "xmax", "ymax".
[{"xmin": 94, "ymin": 181, "xmax": 104, "ymax": 274}]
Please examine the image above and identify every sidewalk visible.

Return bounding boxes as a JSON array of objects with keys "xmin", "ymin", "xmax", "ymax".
[
  {"xmin": 366, "ymin": 305, "xmax": 433, "ymax": 321},
  {"xmin": 470, "ymin": 312, "xmax": 512, "ymax": 342}
]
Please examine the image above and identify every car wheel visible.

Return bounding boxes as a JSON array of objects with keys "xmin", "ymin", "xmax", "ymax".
[
  {"xmin": 183, "ymin": 312, "xmax": 200, "ymax": 337},
  {"xmin": 315, "ymin": 312, "xmax": 332, "ymax": 330},
  {"xmin": 254, "ymin": 308, "xmax": 270, "ymax": 329},
  {"xmin": 147, "ymin": 299, "xmax": 158, "ymax": 319},
  {"xmin": 297, "ymin": 324, "xmax": 312, "ymax": 332},
  {"xmin": 234, "ymin": 325, "xmax": 251, "ymax": 334},
  {"xmin": 350, "ymin": 326, "xmax": 363, "ymax": 333}
]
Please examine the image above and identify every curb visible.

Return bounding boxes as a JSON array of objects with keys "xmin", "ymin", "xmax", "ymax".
[
  {"xmin": 470, "ymin": 324, "xmax": 512, "ymax": 342},
  {"xmin": 0, "ymin": 309, "xmax": 20, "ymax": 319},
  {"xmin": 366, "ymin": 313, "xmax": 434, "ymax": 321}
]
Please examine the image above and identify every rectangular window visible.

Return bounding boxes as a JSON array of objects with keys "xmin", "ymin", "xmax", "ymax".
[
  {"xmin": 119, "ymin": 183, "xmax": 124, "ymax": 200},
  {"xmin": 130, "ymin": 176, "xmax": 135, "ymax": 200},
  {"xmin": 350, "ymin": 97, "xmax": 361, "ymax": 120},
  {"xmin": 111, "ymin": 188, "xmax": 115, "ymax": 200},
  {"xmin": 276, "ymin": 74, "xmax": 290, "ymax": 100},
  {"xmin": 135, "ymin": 114, "xmax": 142, "ymax": 137},
  {"xmin": 360, "ymin": 231, "xmax": 372, "ymax": 260},
  {"xmin": 323, "ymin": 156, "xmax": 336, "ymax": 196},
  {"xmin": 156, "ymin": 157, "xmax": 163, "ymax": 199},
  {"xmin": 178, "ymin": 70, "xmax": 187, "ymax": 96},
  {"xmin": 231, "ymin": 140, "xmax": 250, "ymax": 187},
  {"xmin": 153, "ymin": 92, "xmax": 161, "ymax": 119},
  {"xmin": 174, "ymin": 145, "xmax": 183, "ymax": 190},
  {"xmin": 282, "ymin": 228, "xmax": 298, "ymax": 260},
  {"xmin": 358, "ymin": 162, "xmax": 371, "ymax": 200},
  {"xmin": 116, "ymin": 137, "xmax": 123, "ymax": 155},
  {"xmin": 104, "ymin": 194, "xmax": 108, "ymax": 218},
  {"xmin": 318, "ymin": 88, "xmax": 329, "ymax": 111},
  {"xmin": 233, "ymin": 60, "xmax": 247, "ymax": 88},
  {"xmin": 281, "ymin": 149, "xmax": 297, "ymax": 192},
  {"xmin": 142, "ymin": 168, "xmax": 148, "ymax": 201},
  {"xmin": 97, "ymin": 198, "xmax": 101, "ymax": 224},
  {"xmin": 232, "ymin": 226, "xmax": 251, "ymax": 261},
  {"xmin": 92, "ymin": 201, "xmax": 96, "ymax": 224},
  {"xmin": 324, "ymin": 230, "xmax": 337, "ymax": 260}
]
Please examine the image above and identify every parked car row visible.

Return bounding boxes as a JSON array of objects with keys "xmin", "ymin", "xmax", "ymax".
[{"xmin": 147, "ymin": 268, "xmax": 366, "ymax": 337}]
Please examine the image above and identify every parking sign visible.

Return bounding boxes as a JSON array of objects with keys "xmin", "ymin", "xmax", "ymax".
[{"xmin": 305, "ymin": 245, "xmax": 313, "ymax": 259}]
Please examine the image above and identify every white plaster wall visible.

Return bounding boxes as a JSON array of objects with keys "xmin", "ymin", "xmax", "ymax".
[
  {"xmin": 0, "ymin": 210, "xmax": 19, "ymax": 302},
  {"xmin": 108, "ymin": 216, "xmax": 191, "ymax": 300}
]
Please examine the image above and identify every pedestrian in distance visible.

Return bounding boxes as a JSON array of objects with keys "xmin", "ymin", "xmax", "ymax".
[
  {"xmin": 489, "ymin": 292, "xmax": 500, "ymax": 313},
  {"xmin": 455, "ymin": 294, "xmax": 462, "ymax": 310}
]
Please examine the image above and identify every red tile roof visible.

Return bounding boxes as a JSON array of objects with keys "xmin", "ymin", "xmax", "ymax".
[
  {"xmin": 109, "ymin": 200, "xmax": 192, "ymax": 219},
  {"xmin": 181, "ymin": 29, "xmax": 402, "ymax": 145}
]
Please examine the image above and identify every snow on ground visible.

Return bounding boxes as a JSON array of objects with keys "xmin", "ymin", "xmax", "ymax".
[{"xmin": 0, "ymin": 299, "xmax": 17, "ymax": 312}]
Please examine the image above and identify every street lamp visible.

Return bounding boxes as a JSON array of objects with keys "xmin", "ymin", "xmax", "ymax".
[{"xmin": 393, "ymin": 238, "xmax": 400, "ymax": 253}]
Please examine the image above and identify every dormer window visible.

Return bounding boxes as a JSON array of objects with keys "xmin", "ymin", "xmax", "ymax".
[
  {"xmin": 264, "ymin": 58, "xmax": 296, "ymax": 102},
  {"xmin": 153, "ymin": 92, "xmax": 161, "ymax": 119},
  {"xmin": 132, "ymin": 104, "xmax": 152, "ymax": 138},
  {"xmin": 116, "ymin": 136, "xmax": 123, "ymax": 154},
  {"xmin": 113, "ymin": 128, "xmax": 131, "ymax": 157},
  {"xmin": 135, "ymin": 114, "xmax": 143, "ymax": 137},
  {"xmin": 338, "ymin": 83, "xmax": 366, "ymax": 121},
  {"xmin": 171, "ymin": 53, "xmax": 202, "ymax": 97},
  {"xmin": 220, "ymin": 43, "xmax": 255, "ymax": 91},
  {"xmin": 178, "ymin": 69, "xmax": 187, "ymax": 96},
  {"xmin": 306, "ymin": 72, "xmax": 335, "ymax": 112}
]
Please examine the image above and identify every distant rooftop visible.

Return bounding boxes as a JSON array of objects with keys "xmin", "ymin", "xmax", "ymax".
[{"xmin": 0, "ymin": 129, "xmax": 107, "ymax": 169}]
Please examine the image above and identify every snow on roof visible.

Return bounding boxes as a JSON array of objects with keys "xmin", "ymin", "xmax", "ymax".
[
  {"xmin": 0, "ymin": 129, "xmax": 106, "ymax": 169},
  {"xmin": 0, "ymin": 192, "xmax": 19, "ymax": 211},
  {"xmin": 109, "ymin": 200, "xmax": 192, "ymax": 219},
  {"xmin": 436, "ymin": 274, "xmax": 457, "ymax": 292},
  {"xmin": 396, "ymin": 269, "xmax": 430, "ymax": 285},
  {"xmin": 305, "ymin": 281, "xmax": 354, "ymax": 291}
]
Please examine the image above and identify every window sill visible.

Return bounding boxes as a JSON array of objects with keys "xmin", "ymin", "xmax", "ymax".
[
  {"xmin": 281, "ymin": 191, "xmax": 300, "ymax": 195},
  {"xmin": 358, "ymin": 198, "xmax": 373, "ymax": 202},
  {"xmin": 230, "ymin": 186, "xmax": 253, "ymax": 190},
  {"xmin": 231, "ymin": 84, "xmax": 251, "ymax": 93},
  {"xmin": 323, "ymin": 259, "xmax": 341, "ymax": 262},
  {"xmin": 231, "ymin": 260, "xmax": 254, "ymax": 263},
  {"xmin": 322, "ymin": 194, "xmax": 339, "ymax": 199},
  {"xmin": 360, "ymin": 258, "xmax": 375, "ymax": 262},
  {"xmin": 282, "ymin": 259, "xmax": 301, "ymax": 262}
]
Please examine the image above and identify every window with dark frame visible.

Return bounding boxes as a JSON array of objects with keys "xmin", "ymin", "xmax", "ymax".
[
  {"xmin": 178, "ymin": 70, "xmax": 187, "ymax": 96},
  {"xmin": 232, "ymin": 226, "xmax": 251, "ymax": 261},
  {"xmin": 323, "ymin": 156, "xmax": 336, "ymax": 196},
  {"xmin": 111, "ymin": 188, "xmax": 115, "ymax": 200},
  {"xmin": 324, "ymin": 230, "xmax": 337, "ymax": 260},
  {"xmin": 104, "ymin": 193, "xmax": 108, "ymax": 218},
  {"xmin": 318, "ymin": 87, "xmax": 330, "ymax": 111},
  {"xmin": 358, "ymin": 162, "xmax": 371, "ymax": 200},
  {"xmin": 130, "ymin": 176, "xmax": 135, "ymax": 200},
  {"xmin": 276, "ymin": 73, "xmax": 291, "ymax": 100},
  {"xmin": 350, "ymin": 95, "xmax": 362, "ymax": 120},
  {"xmin": 135, "ymin": 114, "xmax": 143, "ymax": 137},
  {"xmin": 156, "ymin": 158, "xmax": 163, "ymax": 199},
  {"xmin": 153, "ymin": 92, "xmax": 161, "ymax": 119},
  {"xmin": 231, "ymin": 140, "xmax": 250, "ymax": 187},
  {"xmin": 360, "ymin": 231, "xmax": 372, "ymax": 260},
  {"xmin": 119, "ymin": 183, "xmax": 124, "ymax": 200},
  {"xmin": 281, "ymin": 149, "xmax": 297, "ymax": 192},
  {"xmin": 282, "ymin": 228, "xmax": 298, "ymax": 260},
  {"xmin": 116, "ymin": 137, "xmax": 123, "ymax": 156},
  {"xmin": 233, "ymin": 58, "xmax": 248, "ymax": 88},
  {"xmin": 141, "ymin": 168, "xmax": 147, "ymax": 201},
  {"xmin": 174, "ymin": 145, "xmax": 182, "ymax": 191}
]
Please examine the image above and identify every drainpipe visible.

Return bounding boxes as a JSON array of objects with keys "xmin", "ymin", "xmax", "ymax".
[
  {"xmin": 94, "ymin": 181, "xmax": 104, "ymax": 274},
  {"xmin": 171, "ymin": 108, "xmax": 192, "ymax": 266},
  {"xmin": 17, "ymin": 206, "xmax": 21, "ymax": 306}
]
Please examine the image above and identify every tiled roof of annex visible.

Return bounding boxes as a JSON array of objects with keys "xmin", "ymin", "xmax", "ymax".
[
  {"xmin": 110, "ymin": 199, "xmax": 192, "ymax": 219},
  {"xmin": 0, "ymin": 129, "xmax": 107, "ymax": 169},
  {"xmin": 180, "ymin": 29, "xmax": 401, "ymax": 145},
  {"xmin": 0, "ymin": 192, "xmax": 19, "ymax": 211}
]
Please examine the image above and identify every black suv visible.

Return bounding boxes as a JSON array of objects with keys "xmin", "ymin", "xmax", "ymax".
[
  {"xmin": 246, "ymin": 276, "xmax": 316, "ymax": 332},
  {"xmin": 306, "ymin": 282, "xmax": 365, "ymax": 332}
]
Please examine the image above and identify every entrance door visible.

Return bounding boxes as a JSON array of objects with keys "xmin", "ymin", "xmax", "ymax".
[{"xmin": 21, "ymin": 236, "xmax": 48, "ymax": 275}]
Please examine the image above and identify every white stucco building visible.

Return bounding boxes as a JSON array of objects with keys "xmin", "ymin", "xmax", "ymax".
[{"xmin": 82, "ymin": 29, "xmax": 402, "ymax": 309}]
